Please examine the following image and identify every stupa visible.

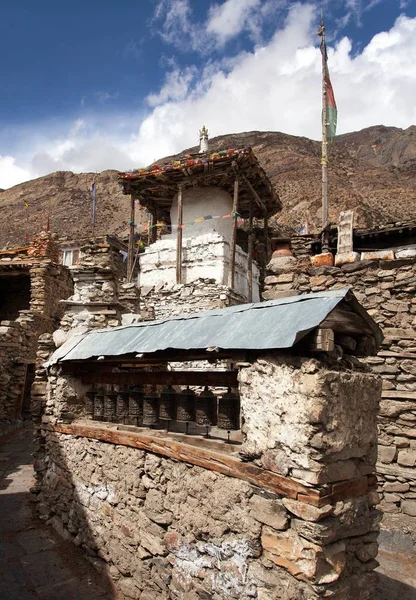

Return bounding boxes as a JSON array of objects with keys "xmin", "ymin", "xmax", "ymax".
[{"xmin": 119, "ymin": 128, "xmax": 280, "ymax": 303}]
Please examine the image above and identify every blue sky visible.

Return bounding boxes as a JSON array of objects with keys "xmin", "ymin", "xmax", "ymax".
[{"xmin": 1, "ymin": 0, "xmax": 416, "ymax": 188}]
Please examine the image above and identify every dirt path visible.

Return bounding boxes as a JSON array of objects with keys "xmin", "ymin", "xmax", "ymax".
[{"xmin": 0, "ymin": 425, "xmax": 114, "ymax": 600}]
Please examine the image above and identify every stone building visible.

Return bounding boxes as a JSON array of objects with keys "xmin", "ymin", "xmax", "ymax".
[
  {"xmin": 33, "ymin": 289, "xmax": 383, "ymax": 599},
  {"xmin": 0, "ymin": 232, "xmax": 136, "ymax": 425},
  {"xmin": 0, "ymin": 232, "xmax": 72, "ymax": 422},
  {"xmin": 264, "ymin": 219, "xmax": 416, "ymax": 574}
]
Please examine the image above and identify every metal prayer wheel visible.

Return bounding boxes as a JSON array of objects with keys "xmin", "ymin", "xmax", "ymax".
[
  {"xmin": 85, "ymin": 390, "xmax": 95, "ymax": 418},
  {"xmin": 104, "ymin": 390, "xmax": 117, "ymax": 422},
  {"xmin": 195, "ymin": 386, "xmax": 217, "ymax": 427},
  {"xmin": 158, "ymin": 385, "xmax": 176, "ymax": 422},
  {"xmin": 176, "ymin": 386, "xmax": 196, "ymax": 423},
  {"xmin": 143, "ymin": 386, "xmax": 159, "ymax": 427},
  {"xmin": 128, "ymin": 386, "xmax": 143, "ymax": 426},
  {"xmin": 116, "ymin": 388, "xmax": 130, "ymax": 424},
  {"xmin": 93, "ymin": 390, "xmax": 105, "ymax": 421},
  {"xmin": 217, "ymin": 388, "xmax": 240, "ymax": 431}
]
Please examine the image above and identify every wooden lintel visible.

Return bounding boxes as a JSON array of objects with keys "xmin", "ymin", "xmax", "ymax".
[
  {"xmin": 81, "ymin": 370, "xmax": 239, "ymax": 387},
  {"xmin": 53, "ymin": 422, "xmax": 318, "ymax": 503}
]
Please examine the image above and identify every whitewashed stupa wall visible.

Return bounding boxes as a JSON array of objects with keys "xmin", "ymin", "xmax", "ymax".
[
  {"xmin": 167, "ymin": 187, "xmax": 233, "ymax": 243},
  {"xmin": 138, "ymin": 233, "xmax": 260, "ymax": 301}
]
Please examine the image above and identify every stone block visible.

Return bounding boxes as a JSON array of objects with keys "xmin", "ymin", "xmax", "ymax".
[
  {"xmin": 249, "ymin": 495, "xmax": 289, "ymax": 530},
  {"xmin": 383, "ymin": 482, "xmax": 410, "ymax": 493},
  {"xmin": 334, "ymin": 252, "xmax": 360, "ymax": 266},
  {"xmin": 282, "ymin": 499, "xmax": 333, "ymax": 522},
  {"xmin": 378, "ymin": 445, "xmax": 396, "ymax": 464},
  {"xmin": 261, "ymin": 526, "xmax": 346, "ymax": 584},
  {"xmin": 310, "ymin": 253, "xmax": 334, "ymax": 267},
  {"xmin": 401, "ymin": 500, "xmax": 416, "ymax": 516},
  {"xmin": 397, "ymin": 449, "xmax": 416, "ymax": 467}
]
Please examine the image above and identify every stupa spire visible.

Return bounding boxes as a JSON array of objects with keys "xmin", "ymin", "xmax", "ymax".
[{"xmin": 199, "ymin": 125, "xmax": 209, "ymax": 153}]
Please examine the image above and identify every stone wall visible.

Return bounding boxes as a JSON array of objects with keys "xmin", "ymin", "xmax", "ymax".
[
  {"xmin": 0, "ymin": 232, "xmax": 73, "ymax": 421},
  {"xmin": 263, "ymin": 253, "xmax": 416, "ymax": 557},
  {"xmin": 33, "ymin": 349, "xmax": 381, "ymax": 599},
  {"xmin": 57, "ymin": 236, "xmax": 139, "ymax": 336},
  {"xmin": 140, "ymin": 277, "xmax": 246, "ymax": 320}
]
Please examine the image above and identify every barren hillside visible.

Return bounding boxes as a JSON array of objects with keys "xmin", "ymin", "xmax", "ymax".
[{"xmin": 1, "ymin": 125, "xmax": 415, "ymax": 248}]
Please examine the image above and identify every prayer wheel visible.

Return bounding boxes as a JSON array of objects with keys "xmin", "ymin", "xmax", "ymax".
[
  {"xmin": 217, "ymin": 388, "xmax": 240, "ymax": 431},
  {"xmin": 195, "ymin": 386, "xmax": 217, "ymax": 427},
  {"xmin": 104, "ymin": 390, "xmax": 117, "ymax": 422},
  {"xmin": 116, "ymin": 388, "xmax": 130, "ymax": 424},
  {"xmin": 85, "ymin": 390, "xmax": 95, "ymax": 418},
  {"xmin": 93, "ymin": 390, "xmax": 105, "ymax": 421},
  {"xmin": 176, "ymin": 386, "xmax": 195, "ymax": 423},
  {"xmin": 143, "ymin": 386, "xmax": 159, "ymax": 427},
  {"xmin": 158, "ymin": 385, "xmax": 176, "ymax": 422},
  {"xmin": 128, "ymin": 386, "xmax": 143, "ymax": 426}
]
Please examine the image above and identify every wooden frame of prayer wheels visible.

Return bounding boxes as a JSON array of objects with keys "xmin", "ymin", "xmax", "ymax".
[
  {"xmin": 143, "ymin": 386, "xmax": 159, "ymax": 427},
  {"xmin": 217, "ymin": 388, "xmax": 240, "ymax": 431},
  {"xmin": 195, "ymin": 386, "xmax": 217, "ymax": 427},
  {"xmin": 158, "ymin": 385, "xmax": 176, "ymax": 421}
]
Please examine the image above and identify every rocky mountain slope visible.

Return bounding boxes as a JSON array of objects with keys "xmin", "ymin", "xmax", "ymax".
[{"xmin": 1, "ymin": 125, "xmax": 415, "ymax": 248}]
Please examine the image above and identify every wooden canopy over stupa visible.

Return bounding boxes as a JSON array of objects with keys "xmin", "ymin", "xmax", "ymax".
[{"xmin": 119, "ymin": 146, "xmax": 281, "ymax": 220}]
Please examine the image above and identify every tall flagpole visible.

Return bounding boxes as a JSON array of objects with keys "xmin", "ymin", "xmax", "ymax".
[{"xmin": 318, "ymin": 16, "xmax": 329, "ymax": 254}]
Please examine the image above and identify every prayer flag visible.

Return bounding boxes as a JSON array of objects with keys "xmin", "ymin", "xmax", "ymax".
[{"xmin": 320, "ymin": 33, "xmax": 337, "ymax": 141}]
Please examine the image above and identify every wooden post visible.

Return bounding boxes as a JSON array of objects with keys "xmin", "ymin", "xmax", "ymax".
[
  {"xmin": 228, "ymin": 177, "xmax": 239, "ymax": 290},
  {"xmin": 176, "ymin": 185, "xmax": 183, "ymax": 284},
  {"xmin": 320, "ymin": 20, "xmax": 329, "ymax": 254},
  {"xmin": 264, "ymin": 214, "xmax": 270, "ymax": 264},
  {"xmin": 247, "ymin": 197, "xmax": 254, "ymax": 302},
  {"xmin": 127, "ymin": 194, "xmax": 135, "ymax": 282}
]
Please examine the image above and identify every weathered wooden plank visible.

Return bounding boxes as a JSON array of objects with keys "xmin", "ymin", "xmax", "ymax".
[
  {"xmin": 53, "ymin": 422, "xmax": 318, "ymax": 503},
  {"xmin": 81, "ymin": 371, "xmax": 239, "ymax": 387}
]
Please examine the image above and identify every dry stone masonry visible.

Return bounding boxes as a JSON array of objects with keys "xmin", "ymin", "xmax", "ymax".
[
  {"xmin": 264, "ymin": 248, "xmax": 416, "ymax": 564},
  {"xmin": 0, "ymin": 232, "xmax": 72, "ymax": 421}
]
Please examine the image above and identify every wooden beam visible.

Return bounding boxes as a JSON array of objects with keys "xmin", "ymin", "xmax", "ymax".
[
  {"xmin": 81, "ymin": 370, "xmax": 239, "ymax": 387},
  {"xmin": 247, "ymin": 197, "xmax": 254, "ymax": 302},
  {"xmin": 53, "ymin": 422, "xmax": 320, "ymax": 504},
  {"xmin": 228, "ymin": 177, "xmax": 239, "ymax": 290},
  {"xmin": 241, "ymin": 175, "xmax": 267, "ymax": 213},
  {"xmin": 176, "ymin": 185, "xmax": 183, "ymax": 284},
  {"xmin": 127, "ymin": 194, "xmax": 135, "ymax": 282}
]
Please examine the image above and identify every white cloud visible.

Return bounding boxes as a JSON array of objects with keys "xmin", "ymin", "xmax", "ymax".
[
  {"xmin": 0, "ymin": 157, "xmax": 32, "ymax": 189},
  {"xmin": 2, "ymin": 6, "xmax": 416, "ymax": 189},
  {"xmin": 206, "ymin": 0, "xmax": 262, "ymax": 45}
]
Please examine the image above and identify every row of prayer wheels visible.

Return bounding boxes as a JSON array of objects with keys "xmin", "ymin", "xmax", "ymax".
[{"xmin": 85, "ymin": 385, "xmax": 241, "ymax": 432}]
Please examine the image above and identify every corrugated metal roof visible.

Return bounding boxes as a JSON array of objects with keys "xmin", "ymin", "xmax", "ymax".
[{"xmin": 48, "ymin": 289, "xmax": 381, "ymax": 365}]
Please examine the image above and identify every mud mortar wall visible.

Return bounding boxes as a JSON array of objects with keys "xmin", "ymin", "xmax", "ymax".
[{"xmin": 34, "ymin": 350, "xmax": 381, "ymax": 600}]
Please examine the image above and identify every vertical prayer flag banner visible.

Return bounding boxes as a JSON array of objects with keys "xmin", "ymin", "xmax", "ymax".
[
  {"xmin": 91, "ymin": 181, "xmax": 97, "ymax": 224},
  {"xmin": 319, "ymin": 27, "xmax": 337, "ymax": 141}
]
